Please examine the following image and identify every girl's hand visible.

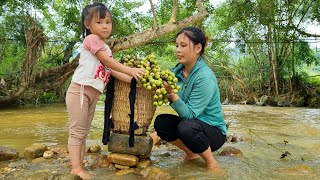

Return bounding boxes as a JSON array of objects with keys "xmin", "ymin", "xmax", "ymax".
[{"xmin": 130, "ymin": 68, "xmax": 144, "ymax": 80}]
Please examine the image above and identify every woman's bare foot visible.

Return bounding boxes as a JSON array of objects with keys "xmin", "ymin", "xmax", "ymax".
[
  {"xmin": 207, "ymin": 167, "xmax": 226, "ymax": 176},
  {"xmin": 71, "ymin": 169, "xmax": 94, "ymax": 180},
  {"xmin": 184, "ymin": 153, "xmax": 200, "ymax": 160},
  {"xmin": 207, "ymin": 162, "xmax": 220, "ymax": 169}
]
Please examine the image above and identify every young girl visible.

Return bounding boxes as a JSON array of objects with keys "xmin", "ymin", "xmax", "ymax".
[
  {"xmin": 66, "ymin": 2, "xmax": 143, "ymax": 179},
  {"xmin": 154, "ymin": 27, "xmax": 227, "ymax": 170}
]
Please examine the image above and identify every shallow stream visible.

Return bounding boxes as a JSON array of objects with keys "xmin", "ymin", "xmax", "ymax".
[{"xmin": 0, "ymin": 103, "xmax": 319, "ymax": 179}]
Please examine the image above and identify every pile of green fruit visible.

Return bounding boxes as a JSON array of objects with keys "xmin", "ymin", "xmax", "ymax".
[{"xmin": 120, "ymin": 54, "xmax": 181, "ymax": 106}]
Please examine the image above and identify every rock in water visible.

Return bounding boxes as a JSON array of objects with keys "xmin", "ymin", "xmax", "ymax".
[
  {"xmin": 0, "ymin": 146, "xmax": 19, "ymax": 161},
  {"xmin": 108, "ymin": 133, "xmax": 153, "ymax": 156}
]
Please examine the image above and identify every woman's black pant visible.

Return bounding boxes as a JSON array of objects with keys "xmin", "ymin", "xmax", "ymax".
[{"xmin": 154, "ymin": 114, "xmax": 226, "ymax": 153}]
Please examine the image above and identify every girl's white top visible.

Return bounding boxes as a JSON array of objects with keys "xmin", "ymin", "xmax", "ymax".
[{"xmin": 72, "ymin": 34, "xmax": 112, "ymax": 93}]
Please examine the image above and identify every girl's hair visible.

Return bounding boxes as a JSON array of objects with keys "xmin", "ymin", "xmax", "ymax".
[
  {"xmin": 176, "ymin": 27, "xmax": 208, "ymax": 56},
  {"xmin": 81, "ymin": 2, "xmax": 112, "ymax": 38}
]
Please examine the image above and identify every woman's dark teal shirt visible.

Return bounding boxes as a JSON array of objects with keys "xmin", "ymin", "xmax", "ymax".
[{"xmin": 170, "ymin": 57, "xmax": 227, "ymax": 135}]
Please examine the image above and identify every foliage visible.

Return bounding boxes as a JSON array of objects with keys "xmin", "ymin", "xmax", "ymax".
[
  {"xmin": 38, "ymin": 91, "xmax": 60, "ymax": 104},
  {"xmin": 295, "ymin": 41, "xmax": 319, "ymax": 66},
  {"xmin": 208, "ymin": 0, "xmax": 320, "ymax": 101},
  {"xmin": 0, "ymin": 0, "xmax": 319, "ymax": 107},
  {"xmin": 0, "ymin": 41, "xmax": 25, "ymax": 76}
]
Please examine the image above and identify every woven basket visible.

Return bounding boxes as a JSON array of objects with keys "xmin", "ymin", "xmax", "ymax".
[{"xmin": 111, "ymin": 79, "xmax": 156, "ymax": 135}]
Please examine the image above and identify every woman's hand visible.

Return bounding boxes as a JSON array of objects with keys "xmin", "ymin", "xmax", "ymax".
[
  {"xmin": 163, "ymin": 81, "xmax": 173, "ymax": 94},
  {"xmin": 130, "ymin": 68, "xmax": 144, "ymax": 80},
  {"xmin": 164, "ymin": 81, "xmax": 179, "ymax": 102}
]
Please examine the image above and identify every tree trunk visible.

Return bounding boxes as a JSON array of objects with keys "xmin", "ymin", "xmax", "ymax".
[
  {"xmin": 0, "ymin": 0, "xmax": 209, "ymax": 106},
  {"xmin": 268, "ymin": 24, "xmax": 279, "ymax": 95},
  {"xmin": 34, "ymin": 0, "xmax": 209, "ymax": 92},
  {"xmin": 0, "ymin": 16, "xmax": 46, "ymax": 105}
]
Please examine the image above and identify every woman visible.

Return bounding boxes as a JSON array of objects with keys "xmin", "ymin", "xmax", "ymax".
[{"xmin": 154, "ymin": 26, "xmax": 227, "ymax": 169}]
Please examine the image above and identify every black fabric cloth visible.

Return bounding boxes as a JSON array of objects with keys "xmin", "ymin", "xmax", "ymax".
[
  {"xmin": 128, "ymin": 78, "xmax": 139, "ymax": 147},
  {"xmin": 102, "ymin": 77, "xmax": 138, "ymax": 147},
  {"xmin": 154, "ymin": 114, "xmax": 226, "ymax": 153},
  {"xmin": 102, "ymin": 76, "xmax": 115, "ymax": 145}
]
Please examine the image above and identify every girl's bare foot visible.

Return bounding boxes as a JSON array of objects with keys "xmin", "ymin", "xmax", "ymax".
[
  {"xmin": 71, "ymin": 169, "xmax": 94, "ymax": 180},
  {"xmin": 184, "ymin": 153, "xmax": 200, "ymax": 160}
]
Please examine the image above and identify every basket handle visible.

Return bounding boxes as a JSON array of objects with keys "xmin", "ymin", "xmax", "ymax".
[
  {"xmin": 128, "ymin": 78, "xmax": 139, "ymax": 147},
  {"xmin": 102, "ymin": 76, "xmax": 115, "ymax": 145},
  {"xmin": 102, "ymin": 77, "xmax": 139, "ymax": 147}
]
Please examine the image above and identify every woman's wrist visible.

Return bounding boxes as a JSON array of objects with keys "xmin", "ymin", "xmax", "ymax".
[{"xmin": 167, "ymin": 92, "xmax": 179, "ymax": 103}]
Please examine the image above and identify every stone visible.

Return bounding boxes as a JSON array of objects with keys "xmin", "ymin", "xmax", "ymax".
[
  {"xmin": 226, "ymin": 133, "xmax": 242, "ymax": 143},
  {"xmin": 115, "ymin": 168, "xmax": 135, "ymax": 176},
  {"xmin": 87, "ymin": 144, "xmax": 101, "ymax": 153},
  {"xmin": 136, "ymin": 159, "xmax": 151, "ymax": 169},
  {"xmin": 146, "ymin": 167, "xmax": 170, "ymax": 180},
  {"xmin": 49, "ymin": 145, "xmax": 68, "ymax": 158},
  {"xmin": 218, "ymin": 146, "xmax": 243, "ymax": 157},
  {"xmin": 32, "ymin": 157, "xmax": 53, "ymax": 164},
  {"xmin": 0, "ymin": 167, "xmax": 13, "ymax": 174},
  {"xmin": 137, "ymin": 167, "xmax": 151, "ymax": 178},
  {"xmin": 91, "ymin": 154, "xmax": 110, "ymax": 168},
  {"xmin": 108, "ymin": 133, "xmax": 153, "ymax": 156},
  {"xmin": 276, "ymin": 164, "xmax": 315, "ymax": 175},
  {"xmin": 8, "ymin": 159, "xmax": 30, "ymax": 169},
  {"xmin": 43, "ymin": 150, "xmax": 56, "ymax": 159},
  {"xmin": 107, "ymin": 153, "xmax": 139, "ymax": 166},
  {"xmin": 149, "ymin": 132, "xmax": 163, "ymax": 146},
  {"xmin": 24, "ymin": 143, "xmax": 48, "ymax": 159},
  {"xmin": 114, "ymin": 164, "xmax": 130, "ymax": 170},
  {"xmin": 139, "ymin": 153, "xmax": 151, "ymax": 159},
  {"xmin": 0, "ymin": 146, "xmax": 19, "ymax": 161}
]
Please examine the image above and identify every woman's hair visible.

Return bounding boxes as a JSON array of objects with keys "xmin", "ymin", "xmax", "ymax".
[
  {"xmin": 81, "ymin": 2, "xmax": 112, "ymax": 38},
  {"xmin": 176, "ymin": 27, "xmax": 208, "ymax": 56}
]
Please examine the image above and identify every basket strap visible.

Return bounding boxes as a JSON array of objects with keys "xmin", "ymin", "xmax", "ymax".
[
  {"xmin": 128, "ymin": 78, "xmax": 139, "ymax": 147},
  {"xmin": 102, "ymin": 76, "xmax": 115, "ymax": 145}
]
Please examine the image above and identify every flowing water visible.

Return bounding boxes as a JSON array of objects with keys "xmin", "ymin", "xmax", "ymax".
[{"xmin": 0, "ymin": 103, "xmax": 319, "ymax": 179}]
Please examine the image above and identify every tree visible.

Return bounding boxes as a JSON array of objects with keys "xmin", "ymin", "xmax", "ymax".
[
  {"xmin": 0, "ymin": 0, "xmax": 210, "ymax": 106},
  {"xmin": 211, "ymin": 0, "xmax": 320, "ymax": 96}
]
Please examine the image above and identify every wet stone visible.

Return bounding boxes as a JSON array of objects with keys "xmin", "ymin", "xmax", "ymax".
[
  {"xmin": 136, "ymin": 159, "xmax": 151, "ymax": 169},
  {"xmin": 114, "ymin": 164, "xmax": 130, "ymax": 170},
  {"xmin": 107, "ymin": 153, "xmax": 139, "ymax": 166},
  {"xmin": 226, "ymin": 133, "xmax": 242, "ymax": 143},
  {"xmin": 0, "ymin": 146, "xmax": 19, "ymax": 161},
  {"xmin": 43, "ymin": 150, "xmax": 56, "ymax": 159},
  {"xmin": 87, "ymin": 144, "xmax": 101, "ymax": 153},
  {"xmin": 138, "ymin": 167, "xmax": 152, "ymax": 178},
  {"xmin": 146, "ymin": 167, "xmax": 171, "ymax": 180},
  {"xmin": 150, "ymin": 132, "xmax": 163, "ymax": 145},
  {"xmin": 276, "ymin": 164, "xmax": 315, "ymax": 176},
  {"xmin": 91, "ymin": 154, "xmax": 110, "ymax": 168},
  {"xmin": 139, "ymin": 153, "xmax": 151, "ymax": 159},
  {"xmin": 24, "ymin": 143, "xmax": 48, "ymax": 159},
  {"xmin": 49, "ymin": 145, "xmax": 68, "ymax": 158},
  {"xmin": 218, "ymin": 146, "xmax": 243, "ymax": 157},
  {"xmin": 8, "ymin": 159, "xmax": 30, "ymax": 169},
  {"xmin": 115, "ymin": 168, "xmax": 136, "ymax": 176},
  {"xmin": 32, "ymin": 157, "xmax": 53, "ymax": 164},
  {"xmin": 0, "ymin": 167, "xmax": 13, "ymax": 174},
  {"xmin": 108, "ymin": 133, "xmax": 153, "ymax": 156}
]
